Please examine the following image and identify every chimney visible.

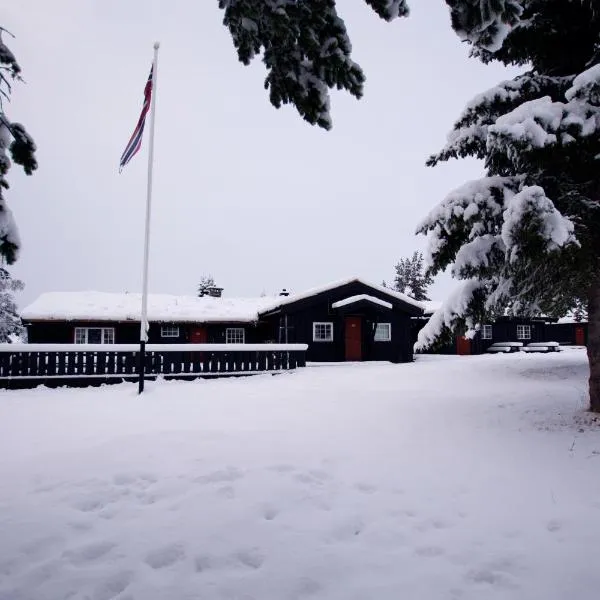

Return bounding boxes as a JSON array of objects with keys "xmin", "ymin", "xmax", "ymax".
[
  {"xmin": 207, "ymin": 286, "xmax": 223, "ymax": 298},
  {"xmin": 279, "ymin": 288, "xmax": 290, "ymax": 297}
]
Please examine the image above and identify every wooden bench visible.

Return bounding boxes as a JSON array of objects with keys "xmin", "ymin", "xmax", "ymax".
[
  {"xmin": 486, "ymin": 342, "xmax": 523, "ymax": 354},
  {"xmin": 521, "ymin": 341, "xmax": 561, "ymax": 353}
]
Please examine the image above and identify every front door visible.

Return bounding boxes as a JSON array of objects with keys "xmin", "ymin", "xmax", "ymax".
[
  {"xmin": 190, "ymin": 327, "xmax": 208, "ymax": 343},
  {"xmin": 345, "ymin": 317, "xmax": 362, "ymax": 361},
  {"xmin": 575, "ymin": 326, "xmax": 585, "ymax": 346},
  {"xmin": 456, "ymin": 336, "xmax": 471, "ymax": 355}
]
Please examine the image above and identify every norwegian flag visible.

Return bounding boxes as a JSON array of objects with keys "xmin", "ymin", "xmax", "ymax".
[{"xmin": 119, "ymin": 65, "xmax": 153, "ymax": 172}]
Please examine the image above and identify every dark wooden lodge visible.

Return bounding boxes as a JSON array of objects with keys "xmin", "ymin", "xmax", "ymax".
[
  {"xmin": 259, "ymin": 278, "xmax": 423, "ymax": 363},
  {"xmin": 21, "ymin": 278, "xmax": 424, "ymax": 364},
  {"xmin": 412, "ymin": 305, "xmax": 589, "ymax": 356}
]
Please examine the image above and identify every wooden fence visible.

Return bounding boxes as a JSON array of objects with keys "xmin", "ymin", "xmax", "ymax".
[{"xmin": 0, "ymin": 343, "xmax": 308, "ymax": 388}]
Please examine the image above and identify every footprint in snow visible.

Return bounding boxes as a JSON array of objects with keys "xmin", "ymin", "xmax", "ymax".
[
  {"xmin": 293, "ymin": 577, "xmax": 322, "ymax": 597},
  {"xmin": 415, "ymin": 545, "xmax": 445, "ymax": 558},
  {"xmin": 267, "ymin": 464, "xmax": 296, "ymax": 474},
  {"xmin": 261, "ymin": 504, "xmax": 279, "ymax": 521},
  {"xmin": 21, "ymin": 559, "xmax": 62, "ymax": 587},
  {"xmin": 234, "ymin": 548, "xmax": 265, "ymax": 570},
  {"xmin": 113, "ymin": 472, "xmax": 157, "ymax": 487},
  {"xmin": 294, "ymin": 470, "xmax": 331, "ymax": 486},
  {"xmin": 63, "ymin": 540, "xmax": 116, "ymax": 565},
  {"xmin": 216, "ymin": 485, "xmax": 236, "ymax": 500},
  {"xmin": 546, "ymin": 519, "xmax": 563, "ymax": 532},
  {"xmin": 145, "ymin": 543, "xmax": 186, "ymax": 570},
  {"xmin": 328, "ymin": 516, "xmax": 364, "ymax": 541},
  {"xmin": 92, "ymin": 570, "xmax": 133, "ymax": 600},
  {"xmin": 354, "ymin": 482, "xmax": 377, "ymax": 494},
  {"xmin": 195, "ymin": 467, "xmax": 244, "ymax": 485}
]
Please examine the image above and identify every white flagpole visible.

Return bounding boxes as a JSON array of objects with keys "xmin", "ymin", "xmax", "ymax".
[{"xmin": 138, "ymin": 41, "xmax": 160, "ymax": 394}]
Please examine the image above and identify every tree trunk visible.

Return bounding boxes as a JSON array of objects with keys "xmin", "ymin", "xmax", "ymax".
[{"xmin": 587, "ymin": 275, "xmax": 600, "ymax": 412}]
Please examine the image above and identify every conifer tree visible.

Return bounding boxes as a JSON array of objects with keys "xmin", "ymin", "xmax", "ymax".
[
  {"xmin": 0, "ymin": 267, "xmax": 24, "ymax": 342},
  {"xmin": 0, "ymin": 28, "xmax": 37, "ymax": 264},
  {"xmin": 393, "ymin": 252, "xmax": 433, "ymax": 301},
  {"xmin": 197, "ymin": 275, "xmax": 216, "ymax": 297},
  {"xmin": 413, "ymin": 1, "xmax": 600, "ymax": 411}
]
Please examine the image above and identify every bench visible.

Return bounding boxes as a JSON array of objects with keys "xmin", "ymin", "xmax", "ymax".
[
  {"xmin": 521, "ymin": 341, "xmax": 561, "ymax": 353},
  {"xmin": 486, "ymin": 342, "xmax": 523, "ymax": 354}
]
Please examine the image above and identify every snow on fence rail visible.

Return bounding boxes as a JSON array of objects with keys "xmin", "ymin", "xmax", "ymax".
[{"xmin": 0, "ymin": 344, "xmax": 308, "ymax": 385}]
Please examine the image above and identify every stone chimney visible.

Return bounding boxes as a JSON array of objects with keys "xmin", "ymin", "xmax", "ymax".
[
  {"xmin": 279, "ymin": 288, "xmax": 290, "ymax": 297},
  {"xmin": 206, "ymin": 286, "xmax": 223, "ymax": 298}
]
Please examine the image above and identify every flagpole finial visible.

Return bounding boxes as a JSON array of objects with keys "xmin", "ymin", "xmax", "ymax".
[{"xmin": 154, "ymin": 42, "xmax": 160, "ymax": 50}]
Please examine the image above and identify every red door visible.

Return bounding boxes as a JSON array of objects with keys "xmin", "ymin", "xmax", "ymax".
[
  {"xmin": 190, "ymin": 327, "xmax": 208, "ymax": 343},
  {"xmin": 575, "ymin": 326, "xmax": 585, "ymax": 346},
  {"xmin": 456, "ymin": 336, "xmax": 471, "ymax": 355},
  {"xmin": 345, "ymin": 317, "xmax": 362, "ymax": 361}
]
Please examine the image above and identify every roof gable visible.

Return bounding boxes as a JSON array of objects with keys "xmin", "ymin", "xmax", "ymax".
[
  {"xmin": 332, "ymin": 294, "xmax": 393, "ymax": 310},
  {"xmin": 259, "ymin": 278, "xmax": 424, "ymax": 316}
]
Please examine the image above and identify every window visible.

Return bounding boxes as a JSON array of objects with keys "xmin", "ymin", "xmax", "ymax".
[
  {"xmin": 226, "ymin": 327, "xmax": 245, "ymax": 344},
  {"xmin": 313, "ymin": 322, "xmax": 333, "ymax": 342},
  {"xmin": 74, "ymin": 327, "xmax": 115, "ymax": 344},
  {"xmin": 516, "ymin": 324, "xmax": 531, "ymax": 340},
  {"xmin": 374, "ymin": 323, "xmax": 391, "ymax": 342},
  {"xmin": 161, "ymin": 325, "xmax": 180, "ymax": 338},
  {"xmin": 482, "ymin": 324, "xmax": 493, "ymax": 340}
]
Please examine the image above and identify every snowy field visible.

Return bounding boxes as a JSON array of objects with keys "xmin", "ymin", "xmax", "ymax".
[{"xmin": 1, "ymin": 349, "xmax": 599, "ymax": 600}]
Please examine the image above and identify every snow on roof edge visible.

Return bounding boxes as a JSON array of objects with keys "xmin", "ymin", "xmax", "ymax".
[{"xmin": 331, "ymin": 294, "xmax": 393, "ymax": 310}]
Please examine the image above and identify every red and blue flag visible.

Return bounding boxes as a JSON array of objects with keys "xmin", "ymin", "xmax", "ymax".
[{"xmin": 119, "ymin": 66, "xmax": 153, "ymax": 172}]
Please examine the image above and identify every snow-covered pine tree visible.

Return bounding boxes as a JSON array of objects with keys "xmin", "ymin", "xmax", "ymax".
[
  {"xmin": 0, "ymin": 28, "xmax": 37, "ymax": 264},
  {"xmin": 217, "ymin": 0, "xmax": 522, "ymax": 129},
  {"xmin": 415, "ymin": 1, "xmax": 600, "ymax": 410},
  {"xmin": 393, "ymin": 251, "xmax": 433, "ymax": 301},
  {"xmin": 0, "ymin": 267, "xmax": 24, "ymax": 342},
  {"xmin": 197, "ymin": 275, "xmax": 216, "ymax": 297}
]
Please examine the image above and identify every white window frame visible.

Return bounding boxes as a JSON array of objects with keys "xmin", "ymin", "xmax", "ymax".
[
  {"xmin": 482, "ymin": 324, "xmax": 493, "ymax": 340},
  {"xmin": 313, "ymin": 322, "xmax": 334, "ymax": 342},
  {"xmin": 374, "ymin": 322, "xmax": 391, "ymax": 342},
  {"xmin": 225, "ymin": 327, "xmax": 245, "ymax": 344},
  {"xmin": 74, "ymin": 327, "xmax": 115, "ymax": 344},
  {"xmin": 516, "ymin": 324, "xmax": 531, "ymax": 340},
  {"xmin": 161, "ymin": 325, "xmax": 180, "ymax": 338}
]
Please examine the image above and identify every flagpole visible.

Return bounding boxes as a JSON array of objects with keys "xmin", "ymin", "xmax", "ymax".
[{"xmin": 138, "ymin": 41, "xmax": 160, "ymax": 394}]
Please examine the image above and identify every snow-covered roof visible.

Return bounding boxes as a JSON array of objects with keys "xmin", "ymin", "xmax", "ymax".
[
  {"xmin": 557, "ymin": 316, "xmax": 587, "ymax": 325},
  {"xmin": 331, "ymin": 295, "xmax": 393, "ymax": 310},
  {"xmin": 260, "ymin": 277, "xmax": 423, "ymax": 313},
  {"xmin": 21, "ymin": 278, "xmax": 424, "ymax": 324},
  {"xmin": 21, "ymin": 292, "xmax": 279, "ymax": 324}
]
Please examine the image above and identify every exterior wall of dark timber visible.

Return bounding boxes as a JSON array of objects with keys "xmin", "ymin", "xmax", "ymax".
[
  {"xmin": 545, "ymin": 322, "xmax": 588, "ymax": 345},
  {"xmin": 25, "ymin": 321, "xmax": 262, "ymax": 345},
  {"xmin": 261, "ymin": 281, "xmax": 420, "ymax": 363},
  {"xmin": 478, "ymin": 318, "xmax": 547, "ymax": 352},
  {"xmin": 412, "ymin": 316, "xmax": 588, "ymax": 355}
]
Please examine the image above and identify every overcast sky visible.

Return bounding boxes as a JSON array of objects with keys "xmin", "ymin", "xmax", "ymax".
[{"xmin": 6, "ymin": 0, "xmax": 519, "ymax": 307}]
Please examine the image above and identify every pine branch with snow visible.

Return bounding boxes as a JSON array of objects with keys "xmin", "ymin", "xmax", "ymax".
[
  {"xmin": 0, "ymin": 29, "xmax": 37, "ymax": 264},
  {"xmin": 218, "ymin": 1, "xmax": 538, "ymax": 129}
]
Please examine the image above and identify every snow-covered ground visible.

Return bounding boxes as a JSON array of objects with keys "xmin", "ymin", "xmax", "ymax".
[{"xmin": 1, "ymin": 349, "xmax": 599, "ymax": 600}]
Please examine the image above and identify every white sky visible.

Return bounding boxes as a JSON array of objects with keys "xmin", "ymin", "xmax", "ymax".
[{"xmin": 5, "ymin": 0, "xmax": 519, "ymax": 306}]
